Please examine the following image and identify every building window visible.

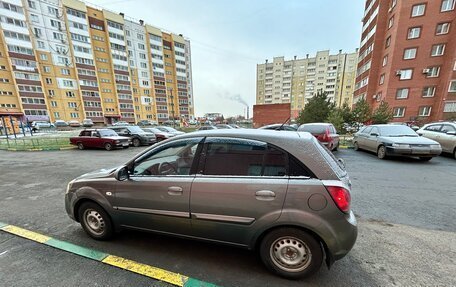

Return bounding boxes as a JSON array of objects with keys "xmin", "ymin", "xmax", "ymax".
[
  {"xmin": 411, "ymin": 4, "xmax": 426, "ymax": 17},
  {"xmin": 449, "ymin": 80, "xmax": 456, "ymax": 92},
  {"xmin": 388, "ymin": 17, "xmax": 394, "ymax": 29},
  {"xmin": 444, "ymin": 102, "xmax": 456, "ymax": 112},
  {"xmin": 48, "ymin": 90, "xmax": 55, "ymax": 96},
  {"xmin": 418, "ymin": 106, "xmax": 431, "ymax": 117},
  {"xmin": 50, "ymin": 101, "xmax": 57, "ymax": 107},
  {"xmin": 441, "ymin": 0, "xmax": 455, "ymax": 12},
  {"xmin": 45, "ymin": 78, "xmax": 52, "ymax": 84},
  {"xmin": 431, "ymin": 44, "xmax": 445, "ymax": 56},
  {"xmin": 407, "ymin": 27, "xmax": 421, "ymax": 39},
  {"xmin": 382, "ymin": 55, "xmax": 388, "ymax": 66},
  {"xmin": 61, "ymin": 68, "xmax": 70, "ymax": 75},
  {"xmin": 399, "ymin": 69, "xmax": 413, "ymax": 80},
  {"xmin": 422, "ymin": 86, "xmax": 436, "ymax": 97},
  {"xmin": 393, "ymin": 107, "xmax": 405, "ymax": 118},
  {"xmin": 403, "ymin": 48, "xmax": 417, "ymax": 59},
  {"xmin": 385, "ymin": 36, "xmax": 391, "ymax": 48},
  {"xmin": 436, "ymin": 23, "xmax": 450, "ymax": 35},
  {"xmin": 43, "ymin": 66, "xmax": 51, "ymax": 73},
  {"xmin": 37, "ymin": 41, "xmax": 45, "ymax": 49},
  {"xmin": 40, "ymin": 54, "xmax": 48, "ymax": 61},
  {"xmin": 426, "ymin": 66, "xmax": 440, "ymax": 78},
  {"xmin": 379, "ymin": 74, "xmax": 385, "ymax": 85},
  {"xmin": 396, "ymin": 88, "xmax": 409, "ymax": 99}
]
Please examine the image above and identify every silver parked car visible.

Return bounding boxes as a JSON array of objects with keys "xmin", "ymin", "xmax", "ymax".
[
  {"xmin": 417, "ymin": 122, "xmax": 456, "ymax": 159},
  {"xmin": 65, "ymin": 129, "xmax": 357, "ymax": 279},
  {"xmin": 353, "ymin": 124, "xmax": 442, "ymax": 161}
]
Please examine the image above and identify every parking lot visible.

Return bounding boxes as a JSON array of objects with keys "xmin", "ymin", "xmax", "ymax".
[{"xmin": 0, "ymin": 148, "xmax": 455, "ymax": 286}]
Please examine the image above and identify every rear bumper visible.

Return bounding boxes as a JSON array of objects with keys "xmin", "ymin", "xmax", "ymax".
[
  {"xmin": 330, "ymin": 210, "xmax": 358, "ymax": 261},
  {"xmin": 385, "ymin": 146, "xmax": 442, "ymax": 157}
]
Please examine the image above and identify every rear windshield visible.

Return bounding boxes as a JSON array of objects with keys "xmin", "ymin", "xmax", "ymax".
[
  {"xmin": 312, "ymin": 138, "xmax": 347, "ymax": 178},
  {"xmin": 298, "ymin": 124, "xmax": 328, "ymax": 134}
]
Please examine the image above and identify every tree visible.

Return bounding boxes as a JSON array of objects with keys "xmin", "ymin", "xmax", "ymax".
[
  {"xmin": 297, "ymin": 91, "xmax": 334, "ymax": 124},
  {"xmin": 340, "ymin": 102, "xmax": 354, "ymax": 126},
  {"xmin": 371, "ymin": 101, "xmax": 393, "ymax": 124},
  {"xmin": 327, "ymin": 108, "xmax": 345, "ymax": 133},
  {"xmin": 352, "ymin": 98, "xmax": 372, "ymax": 125}
]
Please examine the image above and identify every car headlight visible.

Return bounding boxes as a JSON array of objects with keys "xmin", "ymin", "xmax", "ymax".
[
  {"xmin": 66, "ymin": 179, "xmax": 75, "ymax": 194},
  {"xmin": 430, "ymin": 144, "xmax": 441, "ymax": 149},
  {"xmin": 392, "ymin": 143, "xmax": 410, "ymax": 148}
]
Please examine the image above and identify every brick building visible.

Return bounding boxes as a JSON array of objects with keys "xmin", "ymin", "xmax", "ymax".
[
  {"xmin": 253, "ymin": 103, "xmax": 290, "ymax": 128},
  {"xmin": 354, "ymin": 0, "xmax": 456, "ymax": 123}
]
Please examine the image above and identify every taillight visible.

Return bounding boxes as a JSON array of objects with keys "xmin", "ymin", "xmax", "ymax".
[{"xmin": 326, "ymin": 186, "xmax": 351, "ymax": 213}]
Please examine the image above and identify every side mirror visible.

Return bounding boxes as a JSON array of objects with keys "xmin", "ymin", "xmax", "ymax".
[
  {"xmin": 370, "ymin": 132, "xmax": 379, "ymax": 137},
  {"xmin": 115, "ymin": 166, "xmax": 129, "ymax": 181},
  {"xmin": 446, "ymin": 131, "xmax": 456, "ymax": 136}
]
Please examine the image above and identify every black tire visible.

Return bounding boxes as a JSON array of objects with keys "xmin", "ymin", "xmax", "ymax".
[
  {"xmin": 77, "ymin": 143, "xmax": 84, "ymax": 150},
  {"xmin": 123, "ymin": 146, "xmax": 129, "ymax": 149},
  {"xmin": 453, "ymin": 148, "xmax": 456, "ymax": 160},
  {"xmin": 78, "ymin": 202, "xmax": 113, "ymax": 240},
  {"xmin": 353, "ymin": 142, "xmax": 359, "ymax": 151},
  {"xmin": 132, "ymin": 138, "xmax": 141, "ymax": 147},
  {"xmin": 104, "ymin": 142, "xmax": 113, "ymax": 151},
  {"xmin": 259, "ymin": 228, "xmax": 323, "ymax": 279},
  {"xmin": 333, "ymin": 142, "xmax": 339, "ymax": 151},
  {"xmin": 419, "ymin": 157, "xmax": 432, "ymax": 161},
  {"xmin": 377, "ymin": 145, "xmax": 387, "ymax": 159}
]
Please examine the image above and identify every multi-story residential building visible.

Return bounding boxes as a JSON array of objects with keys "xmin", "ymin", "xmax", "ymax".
[
  {"xmin": 0, "ymin": 0, "xmax": 194, "ymax": 125},
  {"xmin": 256, "ymin": 50, "xmax": 358, "ymax": 118},
  {"xmin": 354, "ymin": 0, "xmax": 456, "ymax": 122}
]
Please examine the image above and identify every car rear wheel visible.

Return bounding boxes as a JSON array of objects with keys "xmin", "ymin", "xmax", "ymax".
[
  {"xmin": 419, "ymin": 157, "xmax": 432, "ymax": 161},
  {"xmin": 259, "ymin": 228, "xmax": 323, "ymax": 279},
  {"xmin": 453, "ymin": 148, "xmax": 456, "ymax": 160},
  {"xmin": 377, "ymin": 145, "xmax": 387, "ymax": 159},
  {"xmin": 104, "ymin": 143, "xmax": 113, "ymax": 151},
  {"xmin": 132, "ymin": 138, "xmax": 141, "ymax": 147},
  {"xmin": 78, "ymin": 202, "xmax": 113, "ymax": 240},
  {"xmin": 77, "ymin": 143, "xmax": 84, "ymax": 150},
  {"xmin": 333, "ymin": 142, "xmax": 339, "ymax": 151},
  {"xmin": 353, "ymin": 142, "xmax": 359, "ymax": 151}
]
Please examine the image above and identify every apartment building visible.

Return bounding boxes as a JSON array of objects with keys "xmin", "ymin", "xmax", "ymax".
[
  {"xmin": 354, "ymin": 0, "xmax": 456, "ymax": 122},
  {"xmin": 0, "ymin": 0, "xmax": 194, "ymax": 125},
  {"xmin": 256, "ymin": 50, "xmax": 358, "ymax": 118}
]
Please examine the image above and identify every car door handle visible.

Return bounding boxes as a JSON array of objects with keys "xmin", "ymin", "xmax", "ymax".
[
  {"xmin": 255, "ymin": 190, "xmax": 276, "ymax": 201},
  {"xmin": 168, "ymin": 186, "xmax": 183, "ymax": 196}
]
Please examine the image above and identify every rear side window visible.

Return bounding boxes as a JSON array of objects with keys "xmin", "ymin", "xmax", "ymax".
[
  {"xmin": 201, "ymin": 138, "xmax": 287, "ymax": 177},
  {"xmin": 80, "ymin": 131, "xmax": 90, "ymax": 136}
]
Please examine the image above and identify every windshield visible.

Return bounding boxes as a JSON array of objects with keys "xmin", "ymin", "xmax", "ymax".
[
  {"xmin": 298, "ymin": 124, "xmax": 328, "ymax": 134},
  {"xmin": 99, "ymin": 129, "xmax": 118, "ymax": 137},
  {"xmin": 128, "ymin": 126, "xmax": 145, "ymax": 133},
  {"xmin": 379, "ymin": 125, "xmax": 418, "ymax": 137}
]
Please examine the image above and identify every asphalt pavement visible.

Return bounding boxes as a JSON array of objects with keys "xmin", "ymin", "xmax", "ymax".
[{"xmin": 0, "ymin": 148, "xmax": 455, "ymax": 286}]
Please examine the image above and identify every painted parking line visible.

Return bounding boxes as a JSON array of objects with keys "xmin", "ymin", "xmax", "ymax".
[{"xmin": 0, "ymin": 222, "xmax": 219, "ymax": 287}]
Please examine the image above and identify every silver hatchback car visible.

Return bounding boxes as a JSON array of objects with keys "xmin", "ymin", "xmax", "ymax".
[{"xmin": 65, "ymin": 129, "xmax": 357, "ymax": 279}]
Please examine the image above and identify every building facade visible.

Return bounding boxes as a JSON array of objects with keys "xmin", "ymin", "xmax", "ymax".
[
  {"xmin": 0, "ymin": 0, "xmax": 194, "ymax": 125},
  {"xmin": 256, "ymin": 50, "xmax": 358, "ymax": 118},
  {"xmin": 354, "ymin": 0, "xmax": 456, "ymax": 123}
]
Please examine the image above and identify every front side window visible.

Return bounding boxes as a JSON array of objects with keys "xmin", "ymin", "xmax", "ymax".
[
  {"xmin": 202, "ymin": 138, "xmax": 287, "ymax": 177},
  {"xmin": 133, "ymin": 139, "xmax": 201, "ymax": 176},
  {"xmin": 425, "ymin": 124, "xmax": 442, "ymax": 132}
]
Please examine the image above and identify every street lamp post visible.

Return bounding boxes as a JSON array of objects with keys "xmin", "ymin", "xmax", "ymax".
[{"xmin": 169, "ymin": 88, "xmax": 175, "ymax": 128}]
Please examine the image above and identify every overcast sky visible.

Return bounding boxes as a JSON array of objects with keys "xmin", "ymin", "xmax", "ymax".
[{"xmin": 97, "ymin": 0, "xmax": 365, "ymax": 118}]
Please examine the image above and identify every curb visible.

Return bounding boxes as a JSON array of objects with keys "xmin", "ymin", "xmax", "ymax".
[
  {"xmin": 0, "ymin": 222, "xmax": 219, "ymax": 287},
  {"xmin": 1, "ymin": 146, "xmax": 76, "ymax": 152},
  {"xmin": 339, "ymin": 145, "xmax": 354, "ymax": 149}
]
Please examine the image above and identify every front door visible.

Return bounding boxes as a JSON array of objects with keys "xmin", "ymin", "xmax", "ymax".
[
  {"xmin": 114, "ymin": 138, "xmax": 203, "ymax": 235},
  {"xmin": 190, "ymin": 137, "xmax": 289, "ymax": 246},
  {"xmin": 439, "ymin": 124, "xmax": 456, "ymax": 153}
]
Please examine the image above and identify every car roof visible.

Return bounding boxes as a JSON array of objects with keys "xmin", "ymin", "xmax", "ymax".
[{"xmin": 300, "ymin": 123, "xmax": 332, "ymax": 126}]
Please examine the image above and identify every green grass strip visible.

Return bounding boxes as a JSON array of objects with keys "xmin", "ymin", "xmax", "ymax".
[
  {"xmin": 45, "ymin": 238, "xmax": 108, "ymax": 261},
  {"xmin": 0, "ymin": 222, "xmax": 8, "ymax": 228}
]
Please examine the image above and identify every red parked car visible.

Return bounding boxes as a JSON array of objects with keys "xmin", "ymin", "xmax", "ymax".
[
  {"xmin": 298, "ymin": 123, "xmax": 340, "ymax": 151},
  {"xmin": 70, "ymin": 129, "xmax": 130, "ymax": 151},
  {"xmin": 141, "ymin": 127, "xmax": 175, "ymax": 142}
]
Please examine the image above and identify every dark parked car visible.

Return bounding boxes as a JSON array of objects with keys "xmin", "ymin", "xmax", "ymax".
[
  {"xmin": 69, "ymin": 129, "xmax": 130, "ymax": 151},
  {"xmin": 137, "ymin": 120, "xmax": 158, "ymax": 127},
  {"xmin": 54, "ymin": 120, "xmax": 69, "ymax": 128},
  {"xmin": 259, "ymin": 124, "xmax": 297, "ymax": 131},
  {"xmin": 141, "ymin": 127, "xmax": 175, "ymax": 142},
  {"xmin": 65, "ymin": 129, "xmax": 356, "ymax": 279},
  {"xmin": 353, "ymin": 124, "xmax": 442, "ymax": 160},
  {"xmin": 298, "ymin": 123, "xmax": 340, "ymax": 151},
  {"xmin": 110, "ymin": 126, "xmax": 157, "ymax": 147}
]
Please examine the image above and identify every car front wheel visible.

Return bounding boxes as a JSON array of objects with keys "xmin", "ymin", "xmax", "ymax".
[
  {"xmin": 259, "ymin": 228, "xmax": 323, "ymax": 279},
  {"xmin": 353, "ymin": 142, "xmax": 359, "ymax": 151},
  {"xmin": 377, "ymin": 145, "xmax": 387, "ymax": 159},
  {"xmin": 77, "ymin": 143, "xmax": 84, "ymax": 150},
  {"xmin": 78, "ymin": 202, "xmax": 113, "ymax": 240}
]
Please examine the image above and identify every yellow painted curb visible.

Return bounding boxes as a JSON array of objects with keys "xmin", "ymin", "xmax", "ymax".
[
  {"xmin": 102, "ymin": 255, "xmax": 188, "ymax": 286},
  {"xmin": 1, "ymin": 225, "xmax": 51, "ymax": 243}
]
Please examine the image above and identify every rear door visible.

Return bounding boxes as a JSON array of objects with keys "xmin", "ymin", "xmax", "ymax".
[{"xmin": 190, "ymin": 137, "xmax": 289, "ymax": 246}]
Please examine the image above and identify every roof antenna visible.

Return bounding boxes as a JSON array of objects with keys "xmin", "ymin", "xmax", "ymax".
[{"xmin": 277, "ymin": 117, "xmax": 290, "ymax": 130}]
